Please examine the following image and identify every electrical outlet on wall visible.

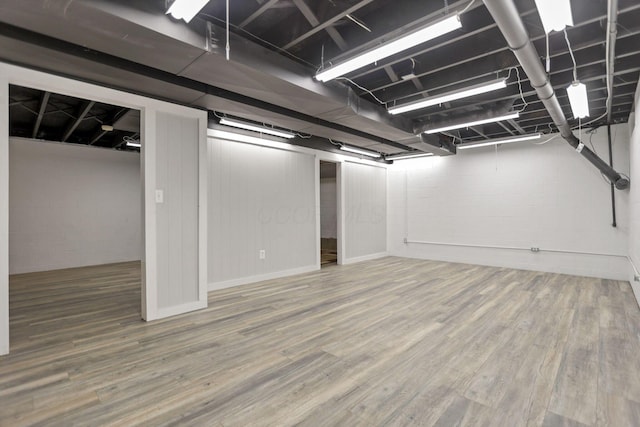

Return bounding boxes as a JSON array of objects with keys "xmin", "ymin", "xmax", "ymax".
[{"xmin": 259, "ymin": 249, "xmax": 266, "ymax": 260}]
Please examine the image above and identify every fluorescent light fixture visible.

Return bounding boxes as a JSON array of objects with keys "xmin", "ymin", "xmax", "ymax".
[
  {"xmin": 101, "ymin": 124, "xmax": 114, "ymax": 132},
  {"xmin": 219, "ymin": 117, "xmax": 296, "ymax": 139},
  {"xmin": 424, "ymin": 112, "xmax": 520, "ymax": 134},
  {"xmin": 167, "ymin": 0, "xmax": 209, "ymax": 23},
  {"xmin": 315, "ymin": 14, "xmax": 461, "ymax": 82},
  {"xmin": 566, "ymin": 81, "xmax": 590, "ymax": 119},
  {"xmin": 389, "ymin": 78, "xmax": 507, "ymax": 115},
  {"xmin": 126, "ymin": 141, "xmax": 141, "ymax": 148},
  {"xmin": 386, "ymin": 152, "xmax": 434, "ymax": 160},
  {"xmin": 207, "ymin": 129, "xmax": 294, "ymax": 151},
  {"xmin": 339, "ymin": 144, "xmax": 382, "ymax": 158},
  {"xmin": 457, "ymin": 133, "xmax": 542, "ymax": 149},
  {"xmin": 534, "ymin": 0, "xmax": 573, "ymax": 33}
]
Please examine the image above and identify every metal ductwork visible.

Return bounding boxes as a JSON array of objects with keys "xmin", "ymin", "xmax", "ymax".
[
  {"xmin": 606, "ymin": 0, "xmax": 618, "ymax": 123},
  {"xmin": 483, "ymin": 0, "xmax": 630, "ymax": 190},
  {"xmin": 0, "ymin": 0, "xmax": 432, "ymax": 155}
]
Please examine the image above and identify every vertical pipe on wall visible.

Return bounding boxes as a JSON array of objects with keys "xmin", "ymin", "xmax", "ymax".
[
  {"xmin": 0, "ymin": 74, "xmax": 9, "ymax": 355},
  {"xmin": 607, "ymin": 125, "xmax": 617, "ymax": 227}
]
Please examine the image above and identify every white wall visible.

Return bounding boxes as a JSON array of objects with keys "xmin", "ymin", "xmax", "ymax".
[
  {"xmin": 9, "ymin": 138, "xmax": 141, "ymax": 274},
  {"xmin": 343, "ymin": 161, "xmax": 387, "ymax": 262},
  {"xmin": 389, "ymin": 125, "xmax": 630, "ymax": 280},
  {"xmin": 629, "ymin": 83, "xmax": 640, "ymax": 303},
  {"xmin": 208, "ymin": 136, "xmax": 317, "ymax": 289},
  {"xmin": 320, "ymin": 177, "xmax": 337, "ymax": 238},
  {"xmin": 154, "ymin": 113, "xmax": 200, "ymax": 310}
]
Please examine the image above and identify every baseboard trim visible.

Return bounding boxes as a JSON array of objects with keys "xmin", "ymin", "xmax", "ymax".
[
  {"xmin": 391, "ymin": 244, "xmax": 629, "ymax": 281},
  {"xmin": 209, "ymin": 264, "xmax": 319, "ymax": 291},
  {"xmin": 342, "ymin": 252, "xmax": 388, "ymax": 265},
  {"xmin": 152, "ymin": 300, "xmax": 207, "ymax": 321}
]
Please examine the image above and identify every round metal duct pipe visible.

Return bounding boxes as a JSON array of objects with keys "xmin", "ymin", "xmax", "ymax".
[{"xmin": 482, "ymin": 0, "xmax": 629, "ymax": 190}]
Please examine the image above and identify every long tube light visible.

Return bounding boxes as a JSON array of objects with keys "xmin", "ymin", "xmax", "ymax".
[
  {"xmin": 424, "ymin": 112, "xmax": 520, "ymax": 134},
  {"xmin": 126, "ymin": 141, "xmax": 141, "ymax": 148},
  {"xmin": 167, "ymin": 0, "xmax": 210, "ymax": 23},
  {"xmin": 315, "ymin": 14, "xmax": 461, "ymax": 82},
  {"xmin": 457, "ymin": 133, "xmax": 541, "ymax": 149},
  {"xmin": 339, "ymin": 144, "xmax": 382, "ymax": 158},
  {"xmin": 388, "ymin": 78, "xmax": 507, "ymax": 115},
  {"xmin": 386, "ymin": 152, "xmax": 434, "ymax": 160},
  {"xmin": 534, "ymin": 0, "xmax": 573, "ymax": 33},
  {"xmin": 219, "ymin": 118, "xmax": 296, "ymax": 139},
  {"xmin": 566, "ymin": 81, "xmax": 590, "ymax": 119}
]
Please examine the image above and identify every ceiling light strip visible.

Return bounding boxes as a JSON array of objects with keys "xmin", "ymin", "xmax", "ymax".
[
  {"xmin": 534, "ymin": 0, "xmax": 573, "ymax": 33},
  {"xmin": 456, "ymin": 133, "xmax": 541, "ymax": 149},
  {"xmin": 423, "ymin": 112, "xmax": 520, "ymax": 134},
  {"xmin": 339, "ymin": 144, "xmax": 381, "ymax": 158},
  {"xmin": 386, "ymin": 152, "xmax": 434, "ymax": 160},
  {"xmin": 566, "ymin": 81, "xmax": 590, "ymax": 119},
  {"xmin": 166, "ymin": 0, "xmax": 210, "ymax": 23},
  {"xmin": 315, "ymin": 14, "xmax": 462, "ymax": 82},
  {"xmin": 388, "ymin": 78, "xmax": 508, "ymax": 115},
  {"xmin": 219, "ymin": 118, "xmax": 296, "ymax": 139}
]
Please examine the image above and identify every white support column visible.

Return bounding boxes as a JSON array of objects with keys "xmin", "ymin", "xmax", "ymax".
[
  {"xmin": 141, "ymin": 108, "xmax": 158, "ymax": 321},
  {"xmin": 315, "ymin": 156, "xmax": 321, "ymax": 269},
  {"xmin": 0, "ymin": 73, "xmax": 9, "ymax": 355},
  {"xmin": 197, "ymin": 115, "xmax": 208, "ymax": 305},
  {"xmin": 336, "ymin": 162, "xmax": 345, "ymax": 265}
]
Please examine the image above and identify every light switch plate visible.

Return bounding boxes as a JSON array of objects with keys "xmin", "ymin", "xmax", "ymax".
[{"xmin": 155, "ymin": 189, "xmax": 164, "ymax": 204}]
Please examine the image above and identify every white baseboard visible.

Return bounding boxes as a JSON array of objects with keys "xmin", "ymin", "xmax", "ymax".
[
  {"xmin": 152, "ymin": 300, "xmax": 207, "ymax": 321},
  {"xmin": 209, "ymin": 264, "xmax": 319, "ymax": 291},
  {"xmin": 342, "ymin": 252, "xmax": 388, "ymax": 265},
  {"xmin": 391, "ymin": 243, "xmax": 629, "ymax": 281}
]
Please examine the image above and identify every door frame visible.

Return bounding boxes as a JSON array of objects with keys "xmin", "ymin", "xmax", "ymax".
[{"xmin": 0, "ymin": 62, "xmax": 207, "ymax": 355}]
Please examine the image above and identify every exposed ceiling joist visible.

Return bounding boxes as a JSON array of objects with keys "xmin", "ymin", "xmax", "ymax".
[
  {"xmin": 282, "ymin": 0, "xmax": 374, "ymax": 50},
  {"xmin": 292, "ymin": 0, "xmax": 348, "ymax": 51},
  {"xmin": 31, "ymin": 90, "xmax": 49, "ymax": 139},
  {"xmin": 62, "ymin": 100, "xmax": 94, "ymax": 142},
  {"xmin": 239, "ymin": 0, "xmax": 280, "ymax": 28}
]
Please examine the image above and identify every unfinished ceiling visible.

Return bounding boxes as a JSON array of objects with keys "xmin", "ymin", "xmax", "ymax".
[
  {"xmin": 8, "ymin": 85, "xmax": 140, "ymax": 151},
  {"xmin": 0, "ymin": 0, "xmax": 638, "ymax": 157}
]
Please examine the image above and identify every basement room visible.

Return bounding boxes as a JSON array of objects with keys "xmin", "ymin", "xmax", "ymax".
[{"xmin": 1, "ymin": 0, "xmax": 639, "ymax": 425}]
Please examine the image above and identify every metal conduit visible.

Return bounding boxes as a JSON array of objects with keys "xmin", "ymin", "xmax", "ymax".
[{"xmin": 482, "ymin": 0, "xmax": 630, "ymax": 190}]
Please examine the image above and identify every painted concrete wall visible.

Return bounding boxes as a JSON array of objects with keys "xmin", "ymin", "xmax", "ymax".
[{"xmin": 388, "ymin": 125, "xmax": 630, "ymax": 280}]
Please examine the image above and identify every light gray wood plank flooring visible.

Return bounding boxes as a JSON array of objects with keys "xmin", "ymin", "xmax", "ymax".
[{"xmin": 1, "ymin": 257, "xmax": 639, "ymax": 426}]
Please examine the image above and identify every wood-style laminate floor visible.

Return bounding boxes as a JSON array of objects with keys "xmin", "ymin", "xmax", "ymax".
[{"xmin": 2, "ymin": 258, "xmax": 640, "ymax": 426}]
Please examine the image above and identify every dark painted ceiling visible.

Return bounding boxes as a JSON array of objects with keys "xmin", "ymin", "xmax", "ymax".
[
  {"xmin": 0, "ymin": 0, "xmax": 638, "ymax": 156},
  {"xmin": 200, "ymin": 0, "xmax": 639, "ymax": 143},
  {"xmin": 9, "ymin": 85, "xmax": 140, "ymax": 151}
]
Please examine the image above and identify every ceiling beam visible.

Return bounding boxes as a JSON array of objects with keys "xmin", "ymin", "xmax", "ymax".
[
  {"xmin": 497, "ymin": 120, "xmax": 517, "ymax": 135},
  {"xmin": 62, "ymin": 101, "xmax": 94, "ymax": 142},
  {"xmin": 32, "ymin": 91, "xmax": 50, "ymax": 139},
  {"xmin": 239, "ymin": 0, "xmax": 280, "ymax": 28},
  {"xmin": 292, "ymin": 0, "xmax": 348, "ymax": 51},
  {"xmin": 283, "ymin": 0, "xmax": 374, "ymax": 50}
]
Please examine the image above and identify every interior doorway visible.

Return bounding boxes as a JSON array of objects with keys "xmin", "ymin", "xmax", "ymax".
[
  {"xmin": 320, "ymin": 161, "xmax": 338, "ymax": 266},
  {"xmin": 8, "ymin": 84, "xmax": 143, "ymax": 349}
]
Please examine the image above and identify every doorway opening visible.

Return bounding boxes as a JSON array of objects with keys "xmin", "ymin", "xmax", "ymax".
[
  {"xmin": 320, "ymin": 161, "xmax": 338, "ymax": 266},
  {"xmin": 8, "ymin": 84, "xmax": 143, "ymax": 351}
]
